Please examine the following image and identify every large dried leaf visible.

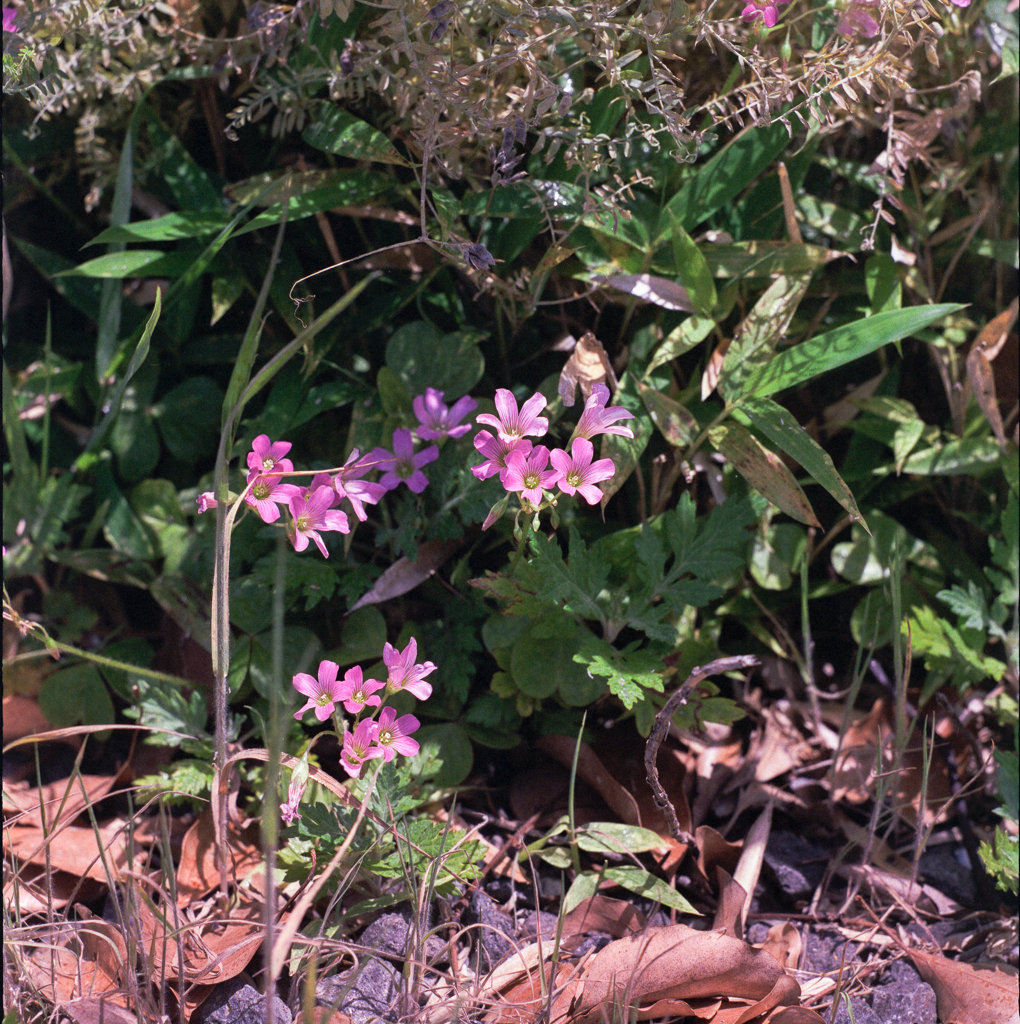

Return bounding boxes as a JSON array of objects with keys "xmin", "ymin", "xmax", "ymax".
[
  {"xmin": 906, "ymin": 950, "xmax": 1019, "ymax": 1024},
  {"xmin": 175, "ymin": 805, "xmax": 264, "ymax": 905},
  {"xmin": 966, "ymin": 297, "xmax": 1018, "ymax": 449},
  {"xmin": 3, "ymin": 770, "xmax": 122, "ymax": 830},
  {"xmin": 348, "ymin": 537, "xmax": 465, "ymax": 611},
  {"xmin": 557, "ymin": 332, "xmax": 617, "ymax": 406},
  {"xmin": 4, "ymin": 819, "xmax": 132, "ymax": 883}
]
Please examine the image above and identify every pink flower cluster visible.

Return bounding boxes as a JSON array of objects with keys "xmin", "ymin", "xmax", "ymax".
[
  {"xmin": 290, "ymin": 636, "xmax": 435, "ymax": 794},
  {"xmin": 472, "ymin": 384, "xmax": 634, "ymax": 523}
]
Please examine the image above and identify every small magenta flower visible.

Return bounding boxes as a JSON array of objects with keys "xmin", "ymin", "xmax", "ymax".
[
  {"xmin": 2, "ymin": 7, "xmax": 18, "ymax": 32},
  {"xmin": 334, "ymin": 449, "xmax": 386, "ymax": 521},
  {"xmin": 374, "ymin": 706, "xmax": 421, "ymax": 761},
  {"xmin": 836, "ymin": 0, "xmax": 881, "ymax": 36},
  {"xmin": 503, "ymin": 445, "xmax": 558, "ymax": 506},
  {"xmin": 280, "ymin": 755, "xmax": 310, "ymax": 825},
  {"xmin": 472, "ymin": 430, "xmax": 532, "ymax": 482},
  {"xmin": 339, "ymin": 665, "xmax": 385, "ymax": 714},
  {"xmin": 371, "ymin": 428, "xmax": 439, "ymax": 493},
  {"xmin": 293, "ymin": 659, "xmax": 345, "ymax": 721},
  {"xmin": 414, "ymin": 388, "xmax": 478, "ymax": 441},
  {"xmin": 246, "ymin": 469, "xmax": 302, "ymax": 524},
  {"xmin": 550, "ymin": 437, "xmax": 616, "ymax": 505},
  {"xmin": 289, "ymin": 485, "xmax": 350, "ymax": 557},
  {"xmin": 741, "ymin": 0, "xmax": 789, "ymax": 27},
  {"xmin": 340, "ymin": 719, "xmax": 384, "ymax": 778},
  {"xmin": 572, "ymin": 384, "xmax": 635, "ymax": 442},
  {"xmin": 383, "ymin": 637, "xmax": 437, "ymax": 700},
  {"xmin": 247, "ymin": 434, "xmax": 294, "ymax": 475},
  {"xmin": 476, "ymin": 389, "xmax": 549, "ymax": 444},
  {"xmin": 196, "ymin": 492, "xmax": 218, "ymax": 514}
]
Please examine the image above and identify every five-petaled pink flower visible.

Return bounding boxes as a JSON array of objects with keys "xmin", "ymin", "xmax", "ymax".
[
  {"xmin": 383, "ymin": 637, "xmax": 437, "ymax": 700},
  {"xmin": 472, "ymin": 430, "xmax": 532, "ymax": 482},
  {"xmin": 550, "ymin": 437, "xmax": 617, "ymax": 505},
  {"xmin": 374, "ymin": 706, "xmax": 421, "ymax": 761},
  {"xmin": 248, "ymin": 434, "xmax": 294, "ymax": 475},
  {"xmin": 572, "ymin": 383, "xmax": 635, "ymax": 442},
  {"xmin": 289, "ymin": 485, "xmax": 350, "ymax": 557},
  {"xmin": 837, "ymin": 0, "xmax": 880, "ymax": 36},
  {"xmin": 740, "ymin": 0, "xmax": 789, "ymax": 27},
  {"xmin": 246, "ymin": 469, "xmax": 302, "ymax": 524},
  {"xmin": 334, "ymin": 449, "xmax": 387, "ymax": 521},
  {"xmin": 371, "ymin": 428, "xmax": 439, "ymax": 494},
  {"xmin": 414, "ymin": 388, "xmax": 478, "ymax": 441},
  {"xmin": 476, "ymin": 389, "xmax": 549, "ymax": 444},
  {"xmin": 340, "ymin": 719, "xmax": 384, "ymax": 778},
  {"xmin": 503, "ymin": 445, "xmax": 558, "ymax": 506},
  {"xmin": 293, "ymin": 659, "xmax": 345, "ymax": 721},
  {"xmin": 339, "ymin": 665, "xmax": 385, "ymax": 715}
]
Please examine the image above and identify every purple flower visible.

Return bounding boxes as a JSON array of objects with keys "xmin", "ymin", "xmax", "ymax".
[
  {"xmin": 370, "ymin": 428, "xmax": 439, "ymax": 493},
  {"xmin": 476, "ymin": 389, "xmax": 549, "ymax": 444},
  {"xmin": 2, "ymin": 7, "xmax": 18, "ymax": 32},
  {"xmin": 471, "ymin": 430, "xmax": 532, "ymax": 482},
  {"xmin": 293, "ymin": 659, "xmax": 345, "ymax": 721},
  {"xmin": 503, "ymin": 445, "xmax": 558, "ymax": 506},
  {"xmin": 572, "ymin": 383, "xmax": 635, "ymax": 442},
  {"xmin": 340, "ymin": 719, "xmax": 384, "ymax": 778},
  {"xmin": 246, "ymin": 469, "xmax": 302, "ymax": 524},
  {"xmin": 280, "ymin": 757, "xmax": 310, "ymax": 825},
  {"xmin": 837, "ymin": 0, "xmax": 880, "ymax": 36},
  {"xmin": 196, "ymin": 492, "xmax": 218, "ymax": 514},
  {"xmin": 383, "ymin": 637, "xmax": 436, "ymax": 700},
  {"xmin": 374, "ymin": 706, "xmax": 420, "ymax": 761},
  {"xmin": 289, "ymin": 485, "xmax": 350, "ymax": 557},
  {"xmin": 549, "ymin": 437, "xmax": 617, "ymax": 505},
  {"xmin": 247, "ymin": 434, "xmax": 294, "ymax": 475},
  {"xmin": 740, "ymin": 0, "xmax": 789, "ymax": 27},
  {"xmin": 338, "ymin": 665, "xmax": 385, "ymax": 715},
  {"xmin": 334, "ymin": 449, "xmax": 386, "ymax": 521},
  {"xmin": 413, "ymin": 387, "xmax": 478, "ymax": 441}
]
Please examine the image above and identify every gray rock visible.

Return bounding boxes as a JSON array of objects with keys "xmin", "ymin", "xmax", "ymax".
[
  {"xmin": 763, "ymin": 830, "xmax": 827, "ymax": 900},
  {"xmin": 316, "ymin": 958, "xmax": 402, "ymax": 1024},
  {"xmin": 917, "ymin": 843, "xmax": 976, "ymax": 905},
  {"xmin": 872, "ymin": 958, "xmax": 938, "ymax": 1024},
  {"xmin": 194, "ymin": 974, "xmax": 292, "ymax": 1024},
  {"xmin": 467, "ymin": 890, "xmax": 515, "ymax": 969},
  {"xmin": 832, "ymin": 997, "xmax": 882, "ymax": 1024},
  {"xmin": 519, "ymin": 910, "xmax": 560, "ymax": 944}
]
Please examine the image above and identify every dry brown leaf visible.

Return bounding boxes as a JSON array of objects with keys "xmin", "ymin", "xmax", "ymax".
[
  {"xmin": 758, "ymin": 923, "xmax": 801, "ymax": 972},
  {"xmin": 696, "ymin": 825, "xmax": 743, "ymax": 883},
  {"xmin": 4, "ymin": 819, "xmax": 133, "ymax": 883},
  {"xmin": 2, "ymin": 692, "xmax": 55, "ymax": 743},
  {"xmin": 536, "ymin": 735, "xmax": 642, "ymax": 826},
  {"xmin": 731, "ymin": 802, "xmax": 773, "ymax": 933},
  {"xmin": 753, "ymin": 709, "xmax": 812, "ymax": 783},
  {"xmin": 906, "ymin": 950, "xmax": 1019, "ymax": 1024},
  {"xmin": 175, "ymin": 805, "xmax": 264, "ymax": 905},
  {"xmin": 714, "ymin": 867, "xmax": 749, "ymax": 938},
  {"xmin": 768, "ymin": 1008, "xmax": 827, "ymax": 1023},
  {"xmin": 62, "ymin": 998, "xmax": 142, "ymax": 1024},
  {"xmin": 348, "ymin": 537, "xmax": 464, "ymax": 611},
  {"xmin": 3, "ymin": 770, "xmax": 123, "ymax": 830},
  {"xmin": 557, "ymin": 332, "xmax": 617, "ymax": 406},
  {"xmin": 561, "ymin": 894, "xmax": 646, "ymax": 940},
  {"xmin": 967, "ymin": 298, "xmax": 1018, "ymax": 449}
]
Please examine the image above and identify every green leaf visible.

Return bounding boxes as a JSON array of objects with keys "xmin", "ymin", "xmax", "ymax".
[
  {"xmin": 573, "ymin": 638, "xmax": 665, "ymax": 710},
  {"xmin": 575, "ymin": 822, "xmax": 665, "ymax": 855},
  {"xmin": 405, "ymin": 722, "xmax": 474, "ymax": 787},
  {"xmin": 563, "ymin": 871, "xmax": 602, "ymax": 913},
  {"xmin": 737, "ymin": 397, "xmax": 866, "ymax": 530},
  {"xmin": 58, "ymin": 250, "xmax": 194, "ymax": 279},
  {"xmin": 145, "ymin": 108, "xmax": 222, "ymax": 212},
  {"xmin": 386, "ymin": 322, "xmax": 485, "ymax": 399},
  {"xmin": 646, "ymin": 314, "xmax": 716, "ymax": 375},
  {"xmin": 460, "ymin": 180, "xmax": 588, "ymax": 220},
  {"xmin": 865, "ymin": 253, "xmax": 902, "ymax": 314},
  {"xmin": 896, "ymin": 436, "xmax": 1004, "ymax": 477},
  {"xmin": 737, "ymin": 304, "xmax": 965, "ymax": 400},
  {"xmin": 601, "ymin": 865, "xmax": 699, "ymax": 913},
  {"xmin": 668, "ymin": 213, "xmax": 716, "ymax": 317},
  {"xmin": 153, "ymin": 376, "xmax": 224, "ymax": 461},
  {"xmin": 123, "ymin": 676, "xmax": 209, "ymax": 747},
  {"xmin": 88, "ymin": 212, "xmax": 227, "ymax": 246},
  {"xmin": 636, "ymin": 380, "xmax": 699, "ymax": 448},
  {"xmin": 303, "ymin": 106, "xmax": 409, "ymax": 165},
  {"xmin": 529, "ymin": 527, "xmax": 609, "ymax": 624},
  {"xmin": 696, "ymin": 241, "xmax": 844, "ymax": 279},
  {"xmin": 510, "ymin": 626, "xmax": 599, "ymax": 703},
  {"xmin": 749, "ymin": 522, "xmax": 806, "ymax": 591},
  {"xmin": 38, "ymin": 663, "xmax": 115, "ymax": 731}
]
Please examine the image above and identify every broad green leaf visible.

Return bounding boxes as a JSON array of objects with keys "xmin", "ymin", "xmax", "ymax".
[
  {"xmin": 58, "ymin": 250, "xmax": 193, "ymax": 278},
  {"xmin": 637, "ymin": 380, "xmax": 699, "ymax": 448},
  {"xmin": 460, "ymin": 180, "xmax": 587, "ymax": 220},
  {"xmin": 794, "ymin": 195, "xmax": 867, "ymax": 246},
  {"xmin": 576, "ymin": 822, "xmax": 664, "ymax": 854},
  {"xmin": 510, "ymin": 630, "xmax": 597, "ymax": 701},
  {"xmin": 153, "ymin": 376, "xmax": 223, "ymax": 462},
  {"xmin": 573, "ymin": 637, "xmax": 666, "ymax": 709},
  {"xmin": 94, "ymin": 457, "xmax": 158, "ymax": 560},
  {"xmin": 738, "ymin": 304, "xmax": 965, "ymax": 400},
  {"xmin": 718, "ymin": 273, "xmax": 814, "ymax": 400},
  {"xmin": 669, "ymin": 213, "xmax": 716, "ymax": 317},
  {"xmin": 145, "ymin": 108, "xmax": 222, "ymax": 212},
  {"xmin": 696, "ymin": 241, "xmax": 844, "ymax": 280},
  {"xmin": 655, "ymin": 121, "xmax": 792, "ymax": 240},
  {"xmin": 709, "ymin": 421, "xmax": 820, "ymax": 527},
  {"xmin": 564, "ymin": 871, "xmax": 601, "ymax": 913},
  {"xmin": 131, "ymin": 479, "xmax": 189, "ymax": 567},
  {"xmin": 39, "ymin": 663, "xmax": 115, "ymax": 730},
  {"xmin": 430, "ymin": 186, "xmax": 459, "ymax": 239},
  {"xmin": 738, "ymin": 397, "xmax": 866, "ymax": 530},
  {"xmin": 235, "ymin": 175, "xmax": 392, "ymax": 236},
  {"xmin": 406, "ymin": 722, "xmax": 474, "ymax": 787},
  {"xmin": 750, "ymin": 522, "xmax": 806, "ymax": 590},
  {"xmin": 249, "ymin": 626, "xmax": 320, "ymax": 699},
  {"xmin": 831, "ymin": 512, "xmax": 928, "ymax": 584},
  {"xmin": 646, "ymin": 313, "xmax": 715, "ymax": 375},
  {"xmin": 386, "ymin": 322, "xmax": 484, "ymax": 398},
  {"xmin": 892, "ymin": 419, "xmax": 926, "ymax": 473},
  {"xmin": 303, "ymin": 106, "xmax": 409, "ymax": 165},
  {"xmin": 602, "ymin": 865, "xmax": 699, "ymax": 913},
  {"xmin": 896, "ymin": 436, "xmax": 1004, "ymax": 476},
  {"xmin": 88, "ymin": 212, "xmax": 228, "ymax": 246},
  {"xmin": 866, "ymin": 253, "xmax": 902, "ymax": 314},
  {"xmin": 325, "ymin": 606, "xmax": 387, "ymax": 667}
]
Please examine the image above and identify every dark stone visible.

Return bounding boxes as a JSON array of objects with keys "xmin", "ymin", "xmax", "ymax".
[
  {"xmin": 356, "ymin": 909, "xmax": 446, "ymax": 965},
  {"xmin": 763, "ymin": 830, "xmax": 827, "ymax": 899},
  {"xmin": 316, "ymin": 957, "xmax": 402, "ymax": 1024},
  {"xmin": 917, "ymin": 843, "xmax": 977, "ymax": 905},
  {"xmin": 802, "ymin": 926, "xmax": 863, "ymax": 977},
  {"xmin": 466, "ymin": 890, "xmax": 515, "ymax": 968},
  {"xmin": 832, "ymin": 997, "xmax": 882, "ymax": 1024},
  {"xmin": 518, "ymin": 910, "xmax": 560, "ymax": 944},
  {"xmin": 872, "ymin": 958, "xmax": 938, "ymax": 1024},
  {"xmin": 193, "ymin": 974, "xmax": 291, "ymax": 1024}
]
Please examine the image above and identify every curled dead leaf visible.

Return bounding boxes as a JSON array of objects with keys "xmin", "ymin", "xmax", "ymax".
[
  {"xmin": 906, "ymin": 949, "xmax": 1019, "ymax": 1024},
  {"xmin": 557, "ymin": 332, "xmax": 617, "ymax": 407}
]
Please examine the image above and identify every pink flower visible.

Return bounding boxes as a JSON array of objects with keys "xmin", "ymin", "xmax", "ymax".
[
  {"xmin": 339, "ymin": 665, "xmax": 385, "ymax": 714},
  {"xmin": 289, "ymin": 485, "xmax": 350, "ymax": 557},
  {"xmin": 572, "ymin": 384, "xmax": 635, "ymax": 442},
  {"xmin": 837, "ymin": 0, "xmax": 880, "ymax": 36},
  {"xmin": 549, "ymin": 437, "xmax": 617, "ymax": 505},
  {"xmin": 247, "ymin": 434, "xmax": 294, "ymax": 475},
  {"xmin": 740, "ymin": 0, "xmax": 789, "ymax": 27},
  {"xmin": 3, "ymin": 7, "xmax": 18, "ymax": 32},
  {"xmin": 196, "ymin": 492, "xmax": 218, "ymax": 514},
  {"xmin": 471, "ymin": 430, "xmax": 532, "ymax": 481},
  {"xmin": 413, "ymin": 388, "xmax": 478, "ymax": 441},
  {"xmin": 246, "ymin": 469, "xmax": 303, "ymax": 524},
  {"xmin": 370, "ymin": 428, "xmax": 439, "ymax": 494},
  {"xmin": 280, "ymin": 757, "xmax": 310, "ymax": 825},
  {"xmin": 340, "ymin": 719, "xmax": 384, "ymax": 778},
  {"xmin": 374, "ymin": 706, "xmax": 420, "ymax": 761},
  {"xmin": 334, "ymin": 449, "xmax": 386, "ymax": 521},
  {"xmin": 293, "ymin": 659, "xmax": 345, "ymax": 721},
  {"xmin": 948, "ymin": 0, "xmax": 970, "ymax": 6},
  {"xmin": 476, "ymin": 389, "xmax": 549, "ymax": 444},
  {"xmin": 503, "ymin": 445, "xmax": 558, "ymax": 506},
  {"xmin": 383, "ymin": 637, "xmax": 436, "ymax": 700}
]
